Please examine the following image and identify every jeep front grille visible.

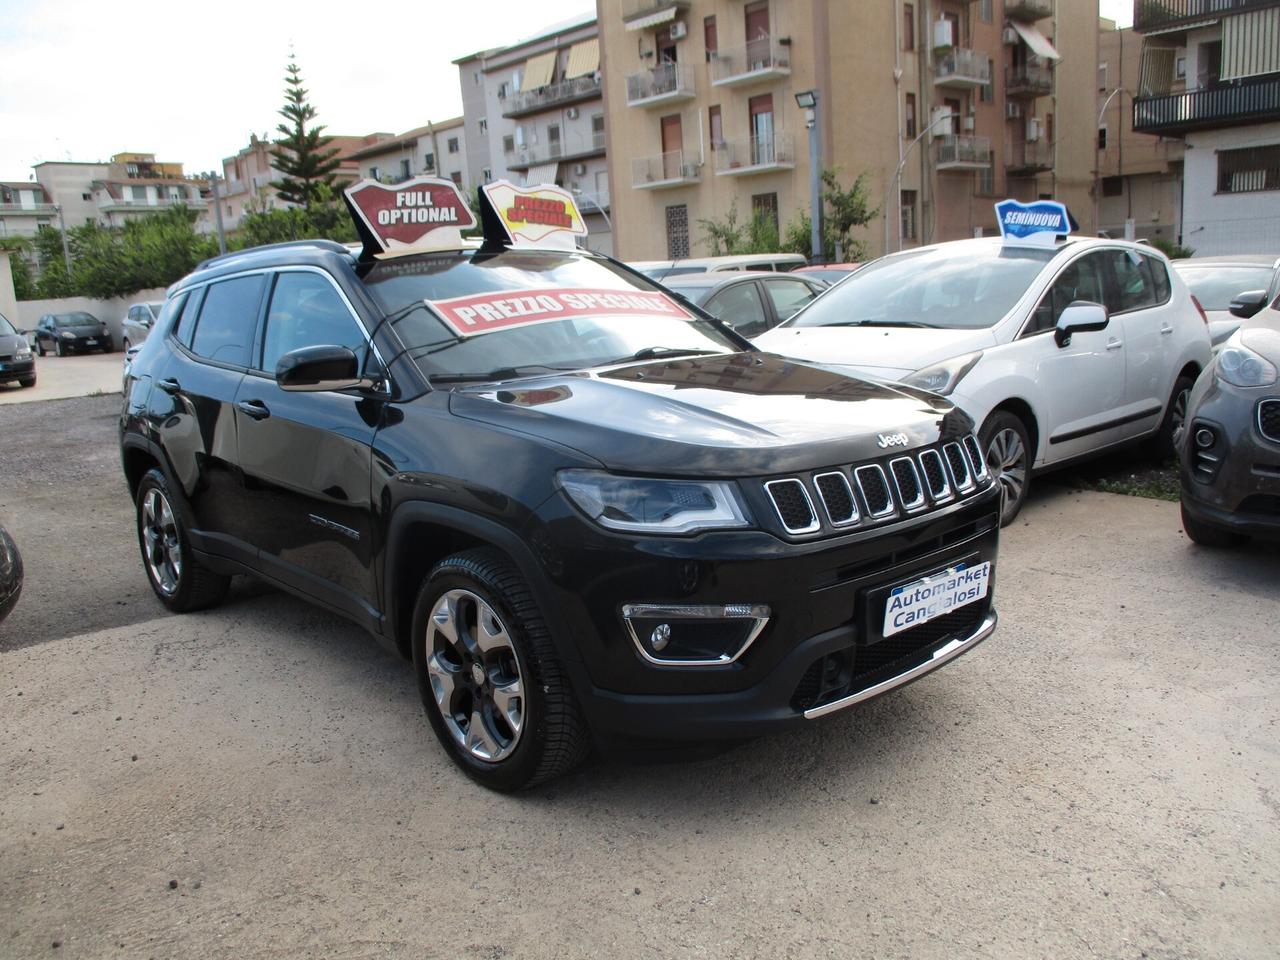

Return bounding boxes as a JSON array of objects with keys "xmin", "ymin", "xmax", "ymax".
[
  {"xmin": 814, "ymin": 471, "xmax": 859, "ymax": 526},
  {"xmin": 943, "ymin": 442, "xmax": 974, "ymax": 491},
  {"xmin": 855, "ymin": 465, "xmax": 896, "ymax": 518},
  {"xmin": 889, "ymin": 457, "xmax": 925, "ymax": 510},
  {"xmin": 962, "ymin": 434, "xmax": 988, "ymax": 480},
  {"xmin": 918, "ymin": 449, "xmax": 952, "ymax": 502},
  {"xmin": 764, "ymin": 478, "xmax": 820, "ymax": 534},
  {"xmin": 1260, "ymin": 399, "xmax": 1280, "ymax": 444}
]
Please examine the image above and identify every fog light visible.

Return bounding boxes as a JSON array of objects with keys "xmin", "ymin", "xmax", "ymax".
[
  {"xmin": 1195, "ymin": 428, "xmax": 1215, "ymax": 449},
  {"xmin": 621, "ymin": 603, "xmax": 771, "ymax": 666}
]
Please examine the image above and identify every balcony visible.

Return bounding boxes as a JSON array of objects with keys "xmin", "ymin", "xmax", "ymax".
[
  {"xmin": 713, "ymin": 133, "xmax": 795, "ymax": 175},
  {"xmin": 507, "ymin": 132, "xmax": 607, "ymax": 171},
  {"xmin": 1004, "ymin": 0, "xmax": 1052, "ymax": 21},
  {"xmin": 934, "ymin": 48, "xmax": 991, "ymax": 89},
  {"xmin": 935, "ymin": 134, "xmax": 991, "ymax": 171},
  {"xmin": 1006, "ymin": 61, "xmax": 1053, "ymax": 99},
  {"xmin": 626, "ymin": 63, "xmax": 696, "ymax": 108},
  {"xmin": 1133, "ymin": 76, "xmax": 1280, "ymax": 135},
  {"xmin": 1005, "ymin": 139, "xmax": 1053, "ymax": 175},
  {"xmin": 710, "ymin": 38, "xmax": 792, "ymax": 88},
  {"xmin": 622, "ymin": 0, "xmax": 688, "ymax": 31},
  {"xmin": 0, "ymin": 202, "xmax": 58, "ymax": 217},
  {"xmin": 1134, "ymin": 0, "xmax": 1275, "ymax": 35},
  {"xmin": 632, "ymin": 150, "xmax": 700, "ymax": 189},
  {"xmin": 98, "ymin": 195, "xmax": 208, "ymax": 212},
  {"xmin": 502, "ymin": 75, "xmax": 602, "ymax": 119}
]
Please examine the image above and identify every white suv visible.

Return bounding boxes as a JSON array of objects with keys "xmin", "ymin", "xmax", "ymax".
[{"xmin": 755, "ymin": 237, "xmax": 1212, "ymax": 524}]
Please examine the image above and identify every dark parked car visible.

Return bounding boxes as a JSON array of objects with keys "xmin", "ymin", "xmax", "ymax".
[
  {"xmin": 0, "ymin": 312, "xmax": 36, "ymax": 388},
  {"xmin": 120, "ymin": 185, "xmax": 1001, "ymax": 791},
  {"xmin": 33, "ymin": 312, "xmax": 113, "ymax": 356},
  {"xmin": 661, "ymin": 271, "xmax": 827, "ymax": 338},
  {"xmin": 1179, "ymin": 300, "xmax": 1280, "ymax": 546},
  {"xmin": 0, "ymin": 525, "xmax": 22, "ymax": 625}
]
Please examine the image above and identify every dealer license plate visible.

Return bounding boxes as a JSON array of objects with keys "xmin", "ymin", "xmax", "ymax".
[
  {"xmin": 882, "ymin": 561, "xmax": 990, "ymax": 638},
  {"xmin": 85, "ymin": 338, "xmax": 97, "ymax": 345}
]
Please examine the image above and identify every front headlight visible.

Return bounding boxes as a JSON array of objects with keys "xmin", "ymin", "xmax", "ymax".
[
  {"xmin": 1217, "ymin": 345, "xmax": 1278, "ymax": 388},
  {"xmin": 559, "ymin": 470, "xmax": 751, "ymax": 534},
  {"xmin": 901, "ymin": 351, "xmax": 983, "ymax": 396},
  {"xmin": 60, "ymin": 331, "xmax": 75, "ymax": 339},
  {"xmin": 14, "ymin": 346, "xmax": 31, "ymax": 360}
]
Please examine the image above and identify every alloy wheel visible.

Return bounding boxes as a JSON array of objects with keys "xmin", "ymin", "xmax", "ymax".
[
  {"xmin": 986, "ymin": 428, "xmax": 1027, "ymax": 523},
  {"xmin": 141, "ymin": 487, "xmax": 182, "ymax": 595},
  {"xmin": 425, "ymin": 588, "xmax": 525, "ymax": 763},
  {"xmin": 1171, "ymin": 386, "xmax": 1189, "ymax": 434}
]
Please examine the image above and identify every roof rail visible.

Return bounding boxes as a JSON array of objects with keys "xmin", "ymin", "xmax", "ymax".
[{"xmin": 195, "ymin": 238, "xmax": 353, "ymax": 271}]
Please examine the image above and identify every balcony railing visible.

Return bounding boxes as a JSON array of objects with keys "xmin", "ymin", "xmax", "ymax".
[
  {"xmin": 713, "ymin": 132, "xmax": 795, "ymax": 175},
  {"xmin": 1133, "ymin": 75, "xmax": 1280, "ymax": 134},
  {"xmin": 935, "ymin": 48, "xmax": 991, "ymax": 88},
  {"xmin": 1134, "ymin": 0, "xmax": 1274, "ymax": 34},
  {"xmin": 1006, "ymin": 61, "xmax": 1053, "ymax": 98},
  {"xmin": 502, "ymin": 75, "xmax": 602, "ymax": 118},
  {"xmin": 507, "ymin": 132, "xmax": 607, "ymax": 170},
  {"xmin": 99, "ymin": 195, "xmax": 208, "ymax": 210},
  {"xmin": 1005, "ymin": 139, "xmax": 1053, "ymax": 174},
  {"xmin": 935, "ymin": 134, "xmax": 991, "ymax": 169},
  {"xmin": 626, "ymin": 63, "xmax": 696, "ymax": 107},
  {"xmin": 0, "ymin": 202, "xmax": 58, "ymax": 216},
  {"xmin": 632, "ymin": 150, "xmax": 700, "ymax": 189},
  {"xmin": 709, "ymin": 38, "xmax": 792, "ymax": 87},
  {"xmin": 1005, "ymin": 0, "xmax": 1052, "ymax": 21}
]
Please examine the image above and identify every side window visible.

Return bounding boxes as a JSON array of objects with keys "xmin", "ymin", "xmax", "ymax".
[
  {"xmin": 705, "ymin": 282, "xmax": 769, "ymax": 338},
  {"xmin": 1102, "ymin": 249, "xmax": 1156, "ymax": 313},
  {"xmin": 261, "ymin": 272, "xmax": 368, "ymax": 374},
  {"xmin": 1026, "ymin": 253, "xmax": 1108, "ymax": 336},
  {"xmin": 1143, "ymin": 254, "xmax": 1171, "ymax": 304},
  {"xmin": 171, "ymin": 289, "xmax": 201, "ymax": 346},
  {"xmin": 189, "ymin": 275, "xmax": 265, "ymax": 366},
  {"xmin": 127, "ymin": 307, "xmax": 138, "ymax": 323},
  {"xmin": 763, "ymin": 278, "xmax": 817, "ymax": 322}
]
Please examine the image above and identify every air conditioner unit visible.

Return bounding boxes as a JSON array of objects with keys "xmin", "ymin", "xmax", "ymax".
[
  {"xmin": 567, "ymin": 106, "xmax": 580, "ymax": 120},
  {"xmin": 933, "ymin": 19, "xmax": 954, "ymax": 50},
  {"xmin": 573, "ymin": 162, "xmax": 588, "ymax": 175},
  {"xmin": 681, "ymin": 162, "xmax": 698, "ymax": 178},
  {"xmin": 1004, "ymin": 102, "xmax": 1023, "ymax": 120},
  {"xmin": 670, "ymin": 21, "xmax": 687, "ymax": 40},
  {"xmin": 1026, "ymin": 117, "xmax": 1042, "ymax": 142},
  {"xmin": 962, "ymin": 115, "xmax": 976, "ymax": 132},
  {"xmin": 1002, "ymin": 26, "xmax": 1019, "ymax": 45},
  {"xmin": 930, "ymin": 105, "xmax": 952, "ymax": 139}
]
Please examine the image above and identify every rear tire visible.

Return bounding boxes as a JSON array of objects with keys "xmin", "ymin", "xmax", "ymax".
[
  {"xmin": 1153, "ymin": 374, "xmax": 1196, "ymax": 461},
  {"xmin": 123, "ymin": 338, "xmax": 131, "ymax": 352},
  {"xmin": 135, "ymin": 468, "xmax": 230, "ymax": 612},
  {"xmin": 1180, "ymin": 500, "xmax": 1246, "ymax": 548},
  {"xmin": 35, "ymin": 341, "xmax": 46, "ymax": 357},
  {"xmin": 411, "ymin": 548, "xmax": 589, "ymax": 791},
  {"xmin": 980, "ymin": 410, "xmax": 1032, "ymax": 527}
]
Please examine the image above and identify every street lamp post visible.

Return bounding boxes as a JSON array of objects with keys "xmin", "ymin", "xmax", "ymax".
[
  {"xmin": 882, "ymin": 111, "xmax": 956, "ymax": 254},
  {"xmin": 53, "ymin": 203, "xmax": 71, "ymax": 275},
  {"xmin": 795, "ymin": 89, "xmax": 822, "ymax": 262},
  {"xmin": 572, "ymin": 189, "xmax": 613, "ymax": 254},
  {"xmin": 1094, "ymin": 87, "xmax": 1126, "ymax": 238}
]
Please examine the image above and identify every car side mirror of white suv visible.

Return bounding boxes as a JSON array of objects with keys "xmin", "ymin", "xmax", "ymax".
[{"xmin": 1054, "ymin": 301, "xmax": 1109, "ymax": 348}]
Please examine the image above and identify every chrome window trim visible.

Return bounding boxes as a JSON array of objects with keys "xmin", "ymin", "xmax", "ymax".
[
  {"xmin": 854, "ymin": 464, "xmax": 898, "ymax": 520},
  {"xmin": 763, "ymin": 478, "xmax": 822, "ymax": 534},
  {"xmin": 813, "ymin": 470, "xmax": 861, "ymax": 527},
  {"xmin": 621, "ymin": 603, "xmax": 771, "ymax": 667},
  {"xmin": 889, "ymin": 456, "xmax": 927, "ymax": 511},
  {"xmin": 918, "ymin": 448, "xmax": 954, "ymax": 503}
]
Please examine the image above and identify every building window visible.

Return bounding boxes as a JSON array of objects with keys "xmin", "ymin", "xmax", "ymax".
[
  {"xmin": 498, "ymin": 81, "xmax": 510, "ymax": 99},
  {"xmin": 1098, "ymin": 62, "xmax": 1108, "ymax": 91},
  {"xmin": 482, "ymin": 167, "xmax": 493, "ymax": 183},
  {"xmin": 1097, "ymin": 126, "xmax": 1107, "ymax": 150},
  {"xmin": 479, "ymin": 118, "xmax": 488, "ymax": 135},
  {"xmin": 665, "ymin": 204, "xmax": 690, "ymax": 259},
  {"xmin": 369, "ymin": 165, "xmax": 380, "ymax": 181},
  {"xmin": 424, "ymin": 152, "xmax": 435, "ymax": 170},
  {"xmin": 704, "ymin": 15, "xmax": 718, "ymax": 61},
  {"xmin": 904, "ymin": 3, "xmax": 914, "ymax": 51},
  {"xmin": 81, "ymin": 192, "xmax": 91, "ymax": 201},
  {"xmin": 980, "ymin": 64, "xmax": 993, "ymax": 103},
  {"xmin": 548, "ymin": 124, "xmax": 562, "ymax": 157},
  {"xmin": 592, "ymin": 113, "xmax": 606, "ymax": 149},
  {"xmin": 474, "ymin": 70, "xmax": 481, "ymax": 85},
  {"xmin": 976, "ymin": 166, "xmax": 995, "ymax": 197},
  {"xmin": 1102, "ymin": 176, "xmax": 1124, "ymax": 197},
  {"xmin": 752, "ymin": 192, "xmax": 779, "ymax": 234},
  {"xmin": 905, "ymin": 93, "xmax": 917, "ymax": 138},
  {"xmin": 450, "ymin": 171, "xmax": 463, "ymax": 186},
  {"xmin": 448, "ymin": 137, "xmax": 460, "ymax": 154},
  {"xmin": 709, "ymin": 105, "xmax": 723, "ymax": 149},
  {"xmin": 900, "ymin": 190, "xmax": 918, "ymax": 241},
  {"xmin": 1218, "ymin": 144, "xmax": 1280, "ymax": 193},
  {"xmin": 503, "ymin": 135, "xmax": 515, "ymax": 153},
  {"xmin": 1175, "ymin": 56, "xmax": 1186, "ymax": 79},
  {"xmin": 399, "ymin": 158, "xmax": 411, "ymax": 180},
  {"xmin": 979, "ymin": 0, "xmax": 992, "ymax": 22}
]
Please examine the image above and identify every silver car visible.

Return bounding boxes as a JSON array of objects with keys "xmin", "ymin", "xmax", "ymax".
[
  {"xmin": 1172, "ymin": 255, "xmax": 1280, "ymax": 349},
  {"xmin": 121, "ymin": 301, "xmax": 164, "ymax": 351}
]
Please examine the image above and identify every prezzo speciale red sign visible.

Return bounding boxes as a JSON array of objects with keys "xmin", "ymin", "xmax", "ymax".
[
  {"xmin": 430, "ymin": 287, "xmax": 692, "ymax": 338},
  {"xmin": 345, "ymin": 176, "xmax": 476, "ymax": 253}
]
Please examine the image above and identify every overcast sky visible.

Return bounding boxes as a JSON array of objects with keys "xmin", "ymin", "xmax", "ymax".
[{"xmin": 2, "ymin": 0, "xmax": 1133, "ymax": 183}]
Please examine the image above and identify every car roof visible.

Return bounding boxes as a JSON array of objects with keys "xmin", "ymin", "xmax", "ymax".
[
  {"xmin": 662, "ymin": 270, "xmax": 803, "ymax": 289},
  {"xmin": 1172, "ymin": 255, "xmax": 1280, "ymax": 268},
  {"xmin": 631, "ymin": 252, "xmax": 808, "ymax": 271}
]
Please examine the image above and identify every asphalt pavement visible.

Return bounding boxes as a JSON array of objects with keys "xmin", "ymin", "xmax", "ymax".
[{"xmin": 1, "ymin": 395, "xmax": 1278, "ymax": 959}]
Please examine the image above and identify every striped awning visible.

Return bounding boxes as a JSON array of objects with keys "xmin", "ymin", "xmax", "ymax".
[
  {"xmin": 1222, "ymin": 7, "xmax": 1280, "ymax": 81},
  {"xmin": 1010, "ymin": 20, "xmax": 1061, "ymax": 61},
  {"xmin": 521, "ymin": 51, "xmax": 558, "ymax": 91},
  {"xmin": 564, "ymin": 39, "xmax": 600, "ymax": 80},
  {"xmin": 522, "ymin": 163, "xmax": 560, "ymax": 187},
  {"xmin": 625, "ymin": 6, "xmax": 676, "ymax": 32}
]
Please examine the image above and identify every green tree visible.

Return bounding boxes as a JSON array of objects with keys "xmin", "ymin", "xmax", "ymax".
[
  {"xmin": 0, "ymin": 238, "xmax": 36, "ymax": 300},
  {"xmin": 697, "ymin": 201, "xmax": 746, "ymax": 256},
  {"xmin": 31, "ymin": 228, "xmax": 74, "ymax": 298},
  {"xmin": 271, "ymin": 54, "xmax": 341, "ymax": 208},
  {"xmin": 1147, "ymin": 236, "xmax": 1194, "ymax": 260},
  {"xmin": 781, "ymin": 168, "xmax": 879, "ymax": 261}
]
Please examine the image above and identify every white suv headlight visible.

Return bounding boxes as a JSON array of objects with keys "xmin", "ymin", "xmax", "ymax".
[
  {"xmin": 901, "ymin": 351, "xmax": 983, "ymax": 396},
  {"xmin": 559, "ymin": 470, "xmax": 750, "ymax": 534},
  {"xmin": 1217, "ymin": 345, "xmax": 1278, "ymax": 388}
]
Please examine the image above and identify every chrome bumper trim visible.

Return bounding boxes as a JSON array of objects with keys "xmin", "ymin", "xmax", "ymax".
[{"xmin": 803, "ymin": 609, "xmax": 997, "ymax": 720}]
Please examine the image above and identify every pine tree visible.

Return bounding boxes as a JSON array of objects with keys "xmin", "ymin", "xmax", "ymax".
[{"xmin": 271, "ymin": 54, "xmax": 341, "ymax": 207}]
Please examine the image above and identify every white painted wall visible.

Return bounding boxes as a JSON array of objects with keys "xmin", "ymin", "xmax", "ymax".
[
  {"xmin": 14, "ymin": 287, "xmax": 169, "ymax": 342},
  {"xmin": 0, "ymin": 254, "xmax": 18, "ymax": 325},
  {"xmin": 1182, "ymin": 122, "xmax": 1280, "ymax": 256}
]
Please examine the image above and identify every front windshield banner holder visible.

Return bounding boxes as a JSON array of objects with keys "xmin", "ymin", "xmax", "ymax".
[
  {"xmin": 344, "ymin": 176, "xmax": 478, "ymax": 261},
  {"xmin": 994, "ymin": 198, "xmax": 1077, "ymax": 248},
  {"xmin": 479, "ymin": 180, "xmax": 588, "ymax": 252}
]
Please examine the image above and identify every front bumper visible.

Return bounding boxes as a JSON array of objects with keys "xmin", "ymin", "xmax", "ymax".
[{"xmin": 0, "ymin": 357, "xmax": 35, "ymax": 382}]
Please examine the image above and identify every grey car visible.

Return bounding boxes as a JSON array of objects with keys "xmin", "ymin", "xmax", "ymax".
[
  {"xmin": 1172, "ymin": 255, "xmax": 1280, "ymax": 348},
  {"xmin": 1178, "ymin": 294, "xmax": 1280, "ymax": 546},
  {"xmin": 0, "ymin": 312, "xmax": 36, "ymax": 388},
  {"xmin": 661, "ymin": 271, "xmax": 827, "ymax": 338},
  {"xmin": 121, "ymin": 301, "xmax": 164, "ymax": 351}
]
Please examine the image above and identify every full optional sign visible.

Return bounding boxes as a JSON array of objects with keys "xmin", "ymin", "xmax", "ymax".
[
  {"xmin": 345, "ymin": 176, "xmax": 477, "ymax": 254},
  {"xmin": 994, "ymin": 198, "xmax": 1071, "ymax": 248},
  {"xmin": 481, "ymin": 180, "xmax": 588, "ymax": 250},
  {"xmin": 430, "ymin": 287, "xmax": 691, "ymax": 338}
]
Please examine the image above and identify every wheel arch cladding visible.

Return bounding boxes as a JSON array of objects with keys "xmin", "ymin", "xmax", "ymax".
[{"xmin": 122, "ymin": 443, "xmax": 162, "ymax": 498}]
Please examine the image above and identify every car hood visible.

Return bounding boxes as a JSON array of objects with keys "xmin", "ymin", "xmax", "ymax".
[
  {"xmin": 1236, "ymin": 312, "xmax": 1280, "ymax": 362},
  {"xmin": 448, "ymin": 352, "xmax": 971, "ymax": 476},
  {"xmin": 753, "ymin": 325, "xmax": 998, "ymax": 378},
  {"xmin": 0, "ymin": 333, "xmax": 27, "ymax": 355}
]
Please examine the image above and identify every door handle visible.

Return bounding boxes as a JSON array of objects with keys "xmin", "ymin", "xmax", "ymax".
[
  {"xmin": 237, "ymin": 399, "xmax": 271, "ymax": 420},
  {"xmin": 157, "ymin": 378, "xmax": 181, "ymax": 394},
  {"xmin": 1106, "ymin": 339, "xmax": 1123, "ymax": 351},
  {"xmin": 1160, "ymin": 323, "xmax": 1174, "ymax": 335}
]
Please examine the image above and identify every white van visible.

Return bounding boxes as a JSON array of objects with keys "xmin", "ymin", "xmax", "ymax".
[{"xmin": 630, "ymin": 253, "xmax": 808, "ymax": 280}]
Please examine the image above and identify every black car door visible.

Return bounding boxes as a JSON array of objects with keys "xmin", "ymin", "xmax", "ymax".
[
  {"xmin": 150, "ymin": 274, "xmax": 266, "ymax": 565},
  {"xmin": 232, "ymin": 268, "xmax": 384, "ymax": 627}
]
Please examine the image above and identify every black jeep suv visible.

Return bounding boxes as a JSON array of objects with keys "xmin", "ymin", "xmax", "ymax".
[{"xmin": 120, "ymin": 239, "xmax": 1001, "ymax": 790}]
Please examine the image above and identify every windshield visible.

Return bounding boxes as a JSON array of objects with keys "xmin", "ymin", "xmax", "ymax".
[
  {"xmin": 360, "ymin": 249, "xmax": 741, "ymax": 380},
  {"xmin": 1175, "ymin": 265, "xmax": 1274, "ymax": 311},
  {"xmin": 54, "ymin": 313, "xmax": 97, "ymax": 327},
  {"xmin": 788, "ymin": 243, "xmax": 1056, "ymax": 330},
  {"xmin": 0, "ymin": 314, "xmax": 16, "ymax": 337}
]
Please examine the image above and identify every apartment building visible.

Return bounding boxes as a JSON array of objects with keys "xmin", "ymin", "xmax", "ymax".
[
  {"xmin": 349, "ymin": 118, "xmax": 469, "ymax": 189},
  {"xmin": 34, "ymin": 153, "xmax": 210, "ymax": 232},
  {"xmin": 1131, "ymin": 0, "xmax": 1280, "ymax": 255},
  {"xmin": 1097, "ymin": 20, "xmax": 1184, "ymax": 242},
  {"xmin": 599, "ymin": 0, "xmax": 1097, "ymax": 261},
  {"xmin": 0, "ymin": 182, "xmax": 57, "ymax": 239},
  {"xmin": 455, "ymin": 14, "xmax": 613, "ymax": 253}
]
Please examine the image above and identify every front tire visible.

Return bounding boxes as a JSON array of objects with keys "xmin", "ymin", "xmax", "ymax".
[
  {"xmin": 18, "ymin": 375, "xmax": 35, "ymax": 389},
  {"xmin": 135, "ymin": 468, "xmax": 230, "ymax": 612},
  {"xmin": 980, "ymin": 410, "xmax": 1032, "ymax": 527},
  {"xmin": 1180, "ymin": 500, "xmax": 1246, "ymax": 548},
  {"xmin": 54, "ymin": 340, "xmax": 65, "ymax": 358},
  {"xmin": 35, "ymin": 340, "xmax": 46, "ymax": 357},
  {"xmin": 412, "ymin": 548, "xmax": 589, "ymax": 791},
  {"xmin": 1153, "ymin": 374, "xmax": 1196, "ymax": 461}
]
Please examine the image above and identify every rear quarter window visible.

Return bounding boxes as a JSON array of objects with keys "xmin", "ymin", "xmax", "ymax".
[
  {"xmin": 171, "ymin": 288, "xmax": 202, "ymax": 346},
  {"xmin": 1143, "ymin": 254, "xmax": 1171, "ymax": 305}
]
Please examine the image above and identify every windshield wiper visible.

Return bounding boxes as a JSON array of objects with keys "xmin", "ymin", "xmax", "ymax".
[
  {"xmin": 819, "ymin": 320, "xmax": 938, "ymax": 329},
  {"xmin": 610, "ymin": 346, "xmax": 727, "ymax": 364},
  {"xmin": 428, "ymin": 364, "xmax": 575, "ymax": 385}
]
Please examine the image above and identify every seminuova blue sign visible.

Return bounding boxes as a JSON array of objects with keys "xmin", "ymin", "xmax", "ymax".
[{"xmin": 994, "ymin": 198, "xmax": 1071, "ymax": 247}]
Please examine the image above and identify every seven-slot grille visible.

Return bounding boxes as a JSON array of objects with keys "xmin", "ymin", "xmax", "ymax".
[
  {"xmin": 1260, "ymin": 399, "xmax": 1280, "ymax": 444},
  {"xmin": 764, "ymin": 436, "xmax": 987, "ymax": 536}
]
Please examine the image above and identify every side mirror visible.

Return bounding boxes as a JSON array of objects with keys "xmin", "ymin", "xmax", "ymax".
[
  {"xmin": 1054, "ymin": 301, "xmax": 1109, "ymax": 348},
  {"xmin": 1228, "ymin": 289, "xmax": 1267, "ymax": 319},
  {"xmin": 275, "ymin": 345, "xmax": 377, "ymax": 393}
]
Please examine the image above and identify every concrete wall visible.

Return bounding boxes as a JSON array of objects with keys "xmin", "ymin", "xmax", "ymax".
[
  {"xmin": 14, "ymin": 287, "xmax": 168, "ymax": 343},
  {"xmin": 1183, "ymin": 122, "xmax": 1280, "ymax": 256},
  {"xmin": 0, "ymin": 253, "xmax": 17, "ymax": 325}
]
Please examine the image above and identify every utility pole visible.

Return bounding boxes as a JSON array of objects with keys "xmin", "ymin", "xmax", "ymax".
[
  {"xmin": 54, "ymin": 203, "xmax": 71, "ymax": 275},
  {"xmin": 795, "ymin": 89, "xmax": 822, "ymax": 262},
  {"xmin": 209, "ymin": 174, "xmax": 228, "ymax": 255}
]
